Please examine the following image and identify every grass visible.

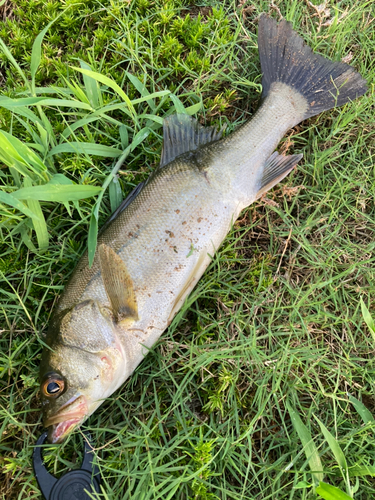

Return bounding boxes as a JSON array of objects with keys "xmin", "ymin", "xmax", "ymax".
[{"xmin": 0, "ymin": 0, "xmax": 374, "ymax": 498}]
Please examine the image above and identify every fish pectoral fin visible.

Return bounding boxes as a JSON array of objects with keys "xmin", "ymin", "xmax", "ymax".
[
  {"xmin": 255, "ymin": 152, "xmax": 303, "ymax": 199},
  {"xmin": 98, "ymin": 244, "xmax": 138, "ymax": 323},
  {"xmin": 160, "ymin": 114, "xmax": 223, "ymax": 168}
]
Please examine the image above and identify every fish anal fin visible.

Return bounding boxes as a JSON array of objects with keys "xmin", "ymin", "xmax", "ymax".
[
  {"xmin": 160, "ymin": 114, "xmax": 223, "ymax": 168},
  {"xmin": 98, "ymin": 244, "xmax": 138, "ymax": 324},
  {"xmin": 255, "ymin": 152, "xmax": 303, "ymax": 200}
]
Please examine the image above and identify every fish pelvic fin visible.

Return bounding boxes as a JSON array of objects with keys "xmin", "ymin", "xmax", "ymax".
[
  {"xmin": 98, "ymin": 244, "xmax": 138, "ymax": 324},
  {"xmin": 255, "ymin": 152, "xmax": 303, "ymax": 200},
  {"xmin": 160, "ymin": 114, "xmax": 223, "ymax": 168},
  {"xmin": 258, "ymin": 15, "xmax": 367, "ymax": 119}
]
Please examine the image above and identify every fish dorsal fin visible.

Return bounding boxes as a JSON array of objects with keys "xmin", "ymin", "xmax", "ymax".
[
  {"xmin": 256, "ymin": 152, "xmax": 303, "ymax": 199},
  {"xmin": 160, "ymin": 114, "xmax": 223, "ymax": 168},
  {"xmin": 98, "ymin": 244, "xmax": 138, "ymax": 324}
]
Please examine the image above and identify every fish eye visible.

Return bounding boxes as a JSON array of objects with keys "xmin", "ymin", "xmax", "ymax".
[{"xmin": 42, "ymin": 375, "xmax": 65, "ymax": 398}]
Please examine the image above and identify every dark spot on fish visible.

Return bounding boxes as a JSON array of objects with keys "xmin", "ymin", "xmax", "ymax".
[
  {"xmin": 175, "ymin": 209, "xmax": 180, "ymax": 214},
  {"xmin": 173, "ymin": 246, "xmax": 178, "ymax": 253},
  {"xmin": 182, "ymin": 221, "xmax": 187, "ymax": 225},
  {"xmin": 165, "ymin": 230, "xmax": 175, "ymax": 237},
  {"xmin": 128, "ymin": 232, "xmax": 133, "ymax": 238},
  {"xmin": 197, "ymin": 217, "xmax": 202, "ymax": 223}
]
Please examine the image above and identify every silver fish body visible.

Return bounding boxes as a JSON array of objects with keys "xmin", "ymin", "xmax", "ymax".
[{"xmin": 39, "ymin": 15, "xmax": 367, "ymax": 442}]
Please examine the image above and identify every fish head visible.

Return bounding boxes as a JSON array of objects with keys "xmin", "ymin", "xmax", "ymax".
[{"xmin": 40, "ymin": 299, "xmax": 125, "ymax": 443}]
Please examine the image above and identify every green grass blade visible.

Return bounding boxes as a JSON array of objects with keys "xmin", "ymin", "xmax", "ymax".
[
  {"xmin": 131, "ymin": 90, "xmax": 171, "ymax": 107},
  {"xmin": 23, "ymin": 177, "xmax": 48, "ymax": 251},
  {"xmin": 72, "ymin": 67, "xmax": 136, "ymax": 120},
  {"xmin": 35, "ymin": 98, "xmax": 93, "ymax": 110},
  {"xmin": 30, "ymin": 7, "xmax": 72, "ymax": 92},
  {"xmin": 19, "ymin": 224, "xmax": 38, "ymax": 252},
  {"xmin": 0, "ymin": 96, "xmax": 58, "ymax": 107},
  {"xmin": 0, "ymin": 96, "xmax": 93, "ymax": 110},
  {"xmin": 360, "ymin": 298, "xmax": 375, "ymax": 343},
  {"xmin": 60, "ymin": 116, "xmax": 101, "ymax": 140},
  {"xmin": 79, "ymin": 60, "xmax": 101, "ymax": 109},
  {"xmin": 347, "ymin": 465, "xmax": 375, "ymax": 477},
  {"xmin": 316, "ymin": 482, "xmax": 353, "ymax": 500},
  {"xmin": 347, "ymin": 393, "xmax": 374, "ymax": 424},
  {"xmin": 0, "ymin": 37, "xmax": 28, "ymax": 87},
  {"xmin": 0, "ymin": 191, "xmax": 41, "ymax": 221},
  {"xmin": 109, "ymin": 175, "xmax": 123, "ymax": 213},
  {"xmin": 0, "ymin": 100, "xmax": 43, "ymax": 123},
  {"xmin": 286, "ymin": 402, "xmax": 324, "ymax": 483},
  {"xmin": 48, "ymin": 143, "xmax": 123, "ymax": 158},
  {"xmin": 27, "ymin": 198, "xmax": 49, "ymax": 252},
  {"xmin": 91, "ymin": 102, "xmax": 133, "ymax": 118},
  {"xmin": 169, "ymin": 94, "xmax": 186, "ymax": 114},
  {"xmin": 11, "ymin": 184, "xmax": 102, "ymax": 202},
  {"xmin": 87, "ymin": 209, "xmax": 99, "ymax": 267},
  {"xmin": 2, "ymin": 131, "xmax": 47, "ymax": 173},
  {"xmin": 185, "ymin": 101, "xmax": 203, "ymax": 115},
  {"xmin": 314, "ymin": 416, "xmax": 350, "ymax": 495},
  {"xmin": 129, "ymin": 127, "xmax": 151, "ymax": 152},
  {"xmin": 31, "ymin": 19, "xmax": 59, "ymax": 91},
  {"xmin": 119, "ymin": 125, "xmax": 128, "ymax": 149},
  {"xmin": 126, "ymin": 71, "xmax": 156, "ymax": 111},
  {"xmin": 0, "ymin": 130, "xmax": 47, "ymax": 179}
]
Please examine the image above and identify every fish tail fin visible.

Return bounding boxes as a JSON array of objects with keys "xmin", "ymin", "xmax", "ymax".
[{"xmin": 258, "ymin": 15, "xmax": 367, "ymax": 119}]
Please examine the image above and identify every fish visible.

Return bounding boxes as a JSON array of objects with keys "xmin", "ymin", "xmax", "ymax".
[{"xmin": 39, "ymin": 14, "xmax": 367, "ymax": 443}]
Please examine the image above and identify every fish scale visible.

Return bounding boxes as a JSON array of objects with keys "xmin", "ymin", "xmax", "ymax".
[{"xmin": 39, "ymin": 14, "xmax": 367, "ymax": 443}]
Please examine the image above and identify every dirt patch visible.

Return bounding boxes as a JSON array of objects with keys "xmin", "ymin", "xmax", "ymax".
[
  {"xmin": 0, "ymin": 0, "xmax": 13, "ymax": 21},
  {"xmin": 181, "ymin": 5, "xmax": 213, "ymax": 19}
]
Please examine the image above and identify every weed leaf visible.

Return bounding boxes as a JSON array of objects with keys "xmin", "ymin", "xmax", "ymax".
[
  {"xmin": 360, "ymin": 298, "xmax": 375, "ymax": 343},
  {"xmin": 0, "ymin": 130, "xmax": 47, "ymax": 178},
  {"xmin": 126, "ymin": 71, "xmax": 156, "ymax": 111},
  {"xmin": 0, "ymin": 37, "xmax": 28, "ymax": 86},
  {"xmin": 87, "ymin": 208, "xmax": 99, "ymax": 266},
  {"xmin": 30, "ymin": 8, "xmax": 72, "ymax": 91},
  {"xmin": 347, "ymin": 393, "xmax": 374, "ymax": 424},
  {"xmin": 23, "ymin": 177, "xmax": 48, "ymax": 251},
  {"xmin": 48, "ymin": 142, "xmax": 123, "ymax": 158},
  {"xmin": 169, "ymin": 94, "xmax": 186, "ymax": 114},
  {"xmin": 347, "ymin": 465, "xmax": 375, "ymax": 477},
  {"xmin": 79, "ymin": 60, "xmax": 101, "ymax": 109},
  {"xmin": 314, "ymin": 416, "xmax": 350, "ymax": 495},
  {"xmin": 109, "ymin": 175, "xmax": 123, "ymax": 213},
  {"xmin": 12, "ymin": 184, "xmax": 102, "ymax": 202},
  {"xmin": 0, "ymin": 191, "xmax": 41, "ymax": 221},
  {"xmin": 316, "ymin": 481, "xmax": 353, "ymax": 500},
  {"xmin": 72, "ymin": 67, "xmax": 136, "ymax": 119},
  {"xmin": 286, "ymin": 402, "xmax": 324, "ymax": 483}
]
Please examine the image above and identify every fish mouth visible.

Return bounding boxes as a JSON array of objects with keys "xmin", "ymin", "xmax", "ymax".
[{"xmin": 44, "ymin": 395, "xmax": 88, "ymax": 443}]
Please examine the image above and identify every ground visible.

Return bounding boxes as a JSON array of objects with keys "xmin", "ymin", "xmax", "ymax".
[{"xmin": 0, "ymin": 0, "xmax": 374, "ymax": 499}]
